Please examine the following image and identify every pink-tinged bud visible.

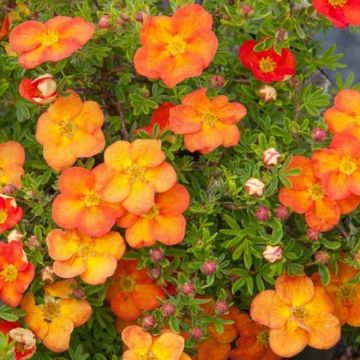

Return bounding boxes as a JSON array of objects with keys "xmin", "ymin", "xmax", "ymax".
[
  {"xmin": 214, "ymin": 300, "xmax": 229, "ymax": 315},
  {"xmin": 150, "ymin": 248, "xmax": 165, "ymax": 262},
  {"xmin": 312, "ymin": 128, "xmax": 326, "ymax": 142},
  {"xmin": 2, "ymin": 184, "xmax": 16, "ymax": 195},
  {"xmin": 28, "ymin": 235, "xmax": 40, "ymax": 249},
  {"xmin": 162, "ymin": 303, "xmax": 176, "ymax": 317},
  {"xmin": 191, "ymin": 328, "xmax": 204, "ymax": 341},
  {"xmin": 275, "ymin": 29, "xmax": 289, "ymax": 42},
  {"xmin": 9, "ymin": 327, "xmax": 36, "ymax": 352},
  {"xmin": 40, "ymin": 266, "xmax": 56, "ymax": 283},
  {"xmin": 19, "ymin": 74, "xmax": 57, "ymax": 105},
  {"xmin": 149, "ymin": 268, "xmax": 161, "ymax": 279},
  {"xmin": 256, "ymin": 206, "xmax": 270, "ymax": 222},
  {"xmin": 7, "ymin": 229, "xmax": 23, "ymax": 243},
  {"xmin": 245, "ymin": 178, "xmax": 265, "ymax": 196},
  {"xmin": 201, "ymin": 260, "xmax": 217, "ymax": 275},
  {"xmin": 182, "ymin": 282, "xmax": 195, "ymax": 295},
  {"xmin": 315, "ymin": 251, "xmax": 330, "ymax": 264},
  {"xmin": 209, "ymin": 74, "xmax": 225, "ymax": 88},
  {"xmin": 136, "ymin": 11, "xmax": 146, "ymax": 23},
  {"xmin": 98, "ymin": 15, "xmax": 110, "ymax": 29},
  {"xmin": 72, "ymin": 288, "xmax": 85, "ymax": 299},
  {"xmin": 259, "ymin": 85, "xmax": 277, "ymax": 103},
  {"xmin": 263, "ymin": 245, "xmax": 282, "ymax": 263},
  {"xmin": 274, "ymin": 205, "xmax": 289, "ymax": 221},
  {"xmin": 241, "ymin": 4, "xmax": 254, "ymax": 16},
  {"xmin": 142, "ymin": 315, "xmax": 156, "ymax": 329},
  {"xmin": 230, "ymin": 274, "xmax": 240, "ymax": 283},
  {"xmin": 263, "ymin": 148, "xmax": 281, "ymax": 166},
  {"xmin": 307, "ymin": 228, "xmax": 320, "ymax": 241}
]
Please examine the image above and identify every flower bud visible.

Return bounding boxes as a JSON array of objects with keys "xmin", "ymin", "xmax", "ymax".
[
  {"xmin": 263, "ymin": 245, "xmax": 282, "ymax": 263},
  {"xmin": 136, "ymin": 12, "xmax": 146, "ymax": 23},
  {"xmin": 149, "ymin": 268, "xmax": 161, "ymax": 279},
  {"xmin": 19, "ymin": 74, "xmax": 57, "ymax": 105},
  {"xmin": 182, "ymin": 282, "xmax": 195, "ymax": 295},
  {"xmin": 262, "ymin": 147, "xmax": 281, "ymax": 166},
  {"xmin": 214, "ymin": 300, "xmax": 229, "ymax": 315},
  {"xmin": 241, "ymin": 4, "xmax": 254, "ymax": 16},
  {"xmin": 315, "ymin": 251, "xmax": 330, "ymax": 264},
  {"xmin": 209, "ymin": 74, "xmax": 225, "ymax": 88},
  {"xmin": 72, "ymin": 288, "xmax": 85, "ymax": 299},
  {"xmin": 274, "ymin": 205, "xmax": 289, "ymax": 221},
  {"xmin": 7, "ymin": 229, "xmax": 23, "ymax": 243},
  {"xmin": 245, "ymin": 178, "xmax": 265, "ymax": 196},
  {"xmin": 162, "ymin": 303, "xmax": 176, "ymax": 317},
  {"xmin": 255, "ymin": 206, "xmax": 270, "ymax": 222},
  {"xmin": 312, "ymin": 128, "xmax": 326, "ymax": 143},
  {"xmin": 307, "ymin": 228, "xmax": 320, "ymax": 241},
  {"xmin": 150, "ymin": 248, "xmax": 165, "ymax": 263},
  {"xmin": 9, "ymin": 327, "xmax": 36, "ymax": 350},
  {"xmin": 28, "ymin": 235, "xmax": 40, "ymax": 249},
  {"xmin": 142, "ymin": 315, "xmax": 156, "ymax": 329},
  {"xmin": 191, "ymin": 328, "xmax": 204, "ymax": 341},
  {"xmin": 275, "ymin": 29, "xmax": 289, "ymax": 42},
  {"xmin": 2, "ymin": 184, "xmax": 16, "ymax": 195},
  {"xmin": 259, "ymin": 85, "xmax": 277, "ymax": 103},
  {"xmin": 201, "ymin": 260, "xmax": 217, "ymax": 275},
  {"xmin": 41, "ymin": 266, "xmax": 56, "ymax": 283},
  {"xmin": 98, "ymin": 15, "xmax": 110, "ymax": 29}
]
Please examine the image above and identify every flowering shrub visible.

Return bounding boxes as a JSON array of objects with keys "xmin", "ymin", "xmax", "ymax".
[{"xmin": 3, "ymin": 0, "xmax": 360, "ymax": 359}]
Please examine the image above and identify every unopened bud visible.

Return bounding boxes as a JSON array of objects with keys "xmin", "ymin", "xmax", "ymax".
[
  {"xmin": 274, "ymin": 205, "xmax": 289, "ymax": 221},
  {"xmin": 136, "ymin": 12, "xmax": 146, "ymax": 23},
  {"xmin": 307, "ymin": 228, "xmax": 320, "ymax": 241},
  {"xmin": 7, "ymin": 229, "xmax": 23, "ymax": 243},
  {"xmin": 312, "ymin": 128, "xmax": 326, "ymax": 143},
  {"xmin": 162, "ymin": 303, "xmax": 176, "ymax": 317},
  {"xmin": 150, "ymin": 248, "xmax": 165, "ymax": 262},
  {"xmin": 256, "ymin": 206, "xmax": 270, "ymax": 222},
  {"xmin": 241, "ymin": 4, "xmax": 254, "ymax": 16},
  {"xmin": 315, "ymin": 251, "xmax": 330, "ymax": 264},
  {"xmin": 214, "ymin": 300, "xmax": 229, "ymax": 315},
  {"xmin": 209, "ymin": 74, "xmax": 225, "ymax": 88},
  {"xmin": 2, "ymin": 184, "xmax": 16, "ymax": 195},
  {"xmin": 263, "ymin": 245, "xmax": 283, "ymax": 263},
  {"xmin": 41, "ymin": 266, "xmax": 56, "ymax": 283},
  {"xmin": 142, "ymin": 315, "xmax": 155, "ymax": 329},
  {"xmin": 98, "ymin": 15, "xmax": 110, "ymax": 29},
  {"xmin": 259, "ymin": 85, "xmax": 277, "ymax": 103},
  {"xmin": 72, "ymin": 288, "xmax": 85, "ymax": 299},
  {"xmin": 28, "ymin": 235, "xmax": 40, "ymax": 249},
  {"xmin": 149, "ymin": 268, "xmax": 161, "ymax": 279},
  {"xmin": 191, "ymin": 328, "xmax": 204, "ymax": 341},
  {"xmin": 201, "ymin": 261, "xmax": 217, "ymax": 275},
  {"xmin": 182, "ymin": 282, "xmax": 195, "ymax": 295},
  {"xmin": 276, "ymin": 29, "xmax": 289, "ymax": 42},
  {"xmin": 263, "ymin": 148, "xmax": 281, "ymax": 166},
  {"xmin": 245, "ymin": 178, "xmax": 265, "ymax": 196}
]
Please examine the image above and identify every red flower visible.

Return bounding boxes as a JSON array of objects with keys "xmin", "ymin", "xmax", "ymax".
[
  {"xmin": 0, "ymin": 15, "xmax": 10, "ymax": 39},
  {"xmin": 19, "ymin": 74, "xmax": 57, "ymax": 105},
  {"xmin": 239, "ymin": 39, "xmax": 296, "ymax": 83},
  {"xmin": 0, "ymin": 195, "xmax": 22, "ymax": 234},
  {"xmin": 312, "ymin": 0, "xmax": 360, "ymax": 28}
]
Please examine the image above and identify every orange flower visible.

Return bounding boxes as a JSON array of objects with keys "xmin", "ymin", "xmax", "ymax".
[
  {"xmin": 97, "ymin": 139, "xmax": 177, "ymax": 214},
  {"xmin": 0, "ymin": 141, "xmax": 25, "ymax": 191},
  {"xmin": 0, "ymin": 241, "xmax": 34, "ymax": 307},
  {"xmin": 250, "ymin": 273, "xmax": 340, "ymax": 358},
  {"xmin": 36, "ymin": 91, "xmax": 105, "ymax": 171},
  {"xmin": 278, "ymin": 156, "xmax": 341, "ymax": 231},
  {"xmin": 117, "ymin": 183, "xmax": 190, "ymax": 248},
  {"xmin": 229, "ymin": 310, "xmax": 279, "ymax": 360},
  {"xmin": 325, "ymin": 89, "xmax": 360, "ymax": 135},
  {"xmin": 312, "ymin": 132, "xmax": 360, "ymax": 200},
  {"xmin": 47, "ymin": 229, "xmax": 126, "ymax": 285},
  {"xmin": 134, "ymin": 4, "xmax": 218, "ymax": 88},
  {"xmin": 169, "ymin": 88, "xmax": 247, "ymax": 154},
  {"xmin": 121, "ymin": 325, "xmax": 190, "ymax": 360},
  {"xmin": 313, "ymin": 261, "xmax": 360, "ymax": 326},
  {"xmin": 106, "ymin": 260, "xmax": 166, "ymax": 321},
  {"xmin": 9, "ymin": 16, "xmax": 95, "ymax": 69},
  {"xmin": 22, "ymin": 279, "xmax": 92, "ymax": 353},
  {"xmin": 0, "ymin": 195, "xmax": 22, "ymax": 234},
  {"xmin": 51, "ymin": 167, "xmax": 124, "ymax": 237}
]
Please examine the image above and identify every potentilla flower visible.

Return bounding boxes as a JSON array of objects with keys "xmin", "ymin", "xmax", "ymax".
[
  {"xmin": 51, "ymin": 167, "xmax": 124, "ymax": 237},
  {"xmin": 19, "ymin": 74, "xmax": 57, "ymax": 105},
  {"xmin": 250, "ymin": 273, "xmax": 340, "ymax": 357},
  {"xmin": 0, "ymin": 195, "xmax": 22, "ymax": 234},
  {"xmin": 0, "ymin": 241, "xmax": 34, "ymax": 307},
  {"xmin": 36, "ymin": 91, "xmax": 105, "ymax": 171},
  {"xmin": 259, "ymin": 85, "xmax": 277, "ymax": 102},
  {"xmin": 47, "ymin": 229, "xmax": 126, "ymax": 285},
  {"xmin": 22, "ymin": 279, "xmax": 92, "ymax": 353},
  {"xmin": 97, "ymin": 139, "xmax": 177, "ymax": 214},
  {"xmin": 9, "ymin": 16, "xmax": 95, "ymax": 69},
  {"xmin": 169, "ymin": 88, "xmax": 247, "ymax": 154},
  {"xmin": 122, "ymin": 325, "xmax": 191, "ymax": 360},
  {"xmin": 263, "ymin": 148, "xmax": 281, "ymax": 166},
  {"xmin": 263, "ymin": 245, "xmax": 282, "ymax": 263},
  {"xmin": 134, "ymin": 4, "xmax": 218, "ymax": 88},
  {"xmin": 117, "ymin": 183, "xmax": 190, "ymax": 248},
  {"xmin": 106, "ymin": 260, "xmax": 166, "ymax": 321},
  {"xmin": 239, "ymin": 39, "xmax": 296, "ymax": 83},
  {"xmin": 312, "ymin": 0, "xmax": 360, "ymax": 28},
  {"xmin": 0, "ymin": 141, "xmax": 25, "ymax": 191},
  {"xmin": 245, "ymin": 178, "xmax": 265, "ymax": 196}
]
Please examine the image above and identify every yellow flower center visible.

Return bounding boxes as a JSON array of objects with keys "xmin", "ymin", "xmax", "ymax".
[
  {"xmin": 339, "ymin": 157, "xmax": 357, "ymax": 175},
  {"xmin": 59, "ymin": 121, "xmax": 75, "ymax": 139},
  {"xmin": 259, "ymin": 56, "xmax": 277, "ymax": 73},
  {"xmin": 118, "ymin": 276, "xmax": 136, "ymax": 292},
  {"xmin": 125, "ymin": 164, "xmax": 145, "ymax": 183},
  {"xmin": 1, "ymin": 264, "xmax": 18, "ymax": 282},
  {"xmin": 256, "ymin": 330, "xmax": 269, "ymax": 347},
  {"xmin": 83, "ymin": 190, "xmax": 101, "ymax": 208},
  {"xmin": 337, "ymin": 284, "xmax": 354, "ymax": 304},
  {"xmin": 203, "ymin": 112, "xmax": 218, "ymax": 127},
  {"xmin": 77, "ymin": 243, "xmax": 92, "ymax": 258},
  {"xmin": 166, "ymin": 35, "xmax": 187, "ymax": 56},
  {"xmin": 291, "ymin": 306, "xmax": 308, "ymax": 320},
  {"xmin": 308, "ymin": 183, "xmax": 324, "ymax": 200},
  {"xmin": 145, "ymin": 206, "xmax": 160, "ymax": 220},
  {"xmin": 141, "ymin": 352, "xmax": 158, "ymax": 360},
  {"xmin": 41, "ymin": 29, "xmax": 59, "ymax": 46},
  {"xmin": 42, "ymin": 299, "xmax": 61, "ymax": 322},
  {"xmin": 328, "ymin": 0, "xmax": 347, "ymax": 7},
  {"xmin": 0, "ymin": 209, "xmax": 8, "ymax": 224}
]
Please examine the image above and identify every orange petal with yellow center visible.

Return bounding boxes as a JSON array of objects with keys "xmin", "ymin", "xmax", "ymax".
[
  {"xmin": 269, "ymin": 321, "xmax": 308, "ymax": 358},
  {"xmin": 52, "ymin": 195, "xmax": 84, "ymax": 230},
  {"xmin": 42, "ymin": 316, "xmax": 74, "ymax": 353},
  {"xmin": 73, "ymin": 100, "xmax": 104, "ymax": 132},
  {"xmin": 184, "ymin": 124, "xmax": 223, "ymax": 153},
  {"xmin": 18, "ymin": 45, "xmax": 48, "ymax": 69},
  {"xmin": 43, "ymin": 141, "xmax": 78, "ymax": 171},
  {"xmin": 104, "ymin": 141, "xmax": 132, "ymax": 170},
  {"xmin": 132, "ymin": 283, "xmax": 166, "ymax": 311},
  {"xmin": 53, "ymin": 256, "xmax": 86, "ymax": 278},
  {"xmin": 334, "ymin": 89, "xmax": 360, "ymax": 115},
  {"xmin": 117, "ymin": 212, "xmax": 139, "ymax": 228},
  {"xmin": 169, "ymin": 105, "xmax": 203, "ymax": 134},
  {"xmin": 93, "ymin": 231, "xmax": 126, "ymax": 259},
  {"xmin": 312, "ymin": 149, "xmax": 340, "ymax": 179},
  {"xmin": 322, "ymin": 171, "xmax": 351, "ymax": 200},
  {"xmin": 47, "ymin": 91, "xmax": 83, "ymax": 123},
  {"xmin": 337, "ymin": 194, "xmax": 360, "ymax": 214},
  {"xmin": 183, "ymin": 88, "xmax": 212, "ymax": 110},
  {"xmin": 144, "ymin": 162, "xmax": 177, "ymax": 194},
  {"xmin": 122, "ymin": 325, "xmax": 153, "ymax": 351},
  {"xmin": 70, "ymin": 128, "xmax": 105, "ymax": 158},
  {"xmin": 126, "ymin": 217, "xmax": 155, "ymax": 248},
  {"xmin": 324, "ymin": 108, "xmax": 357, "ymax": 134},
  {"xmin": 331, "ymin": 132, "xmax": 360, "ymax": 157},
  {"xmin": 278, "ymin": 188, "xmax": 312, "ymax": 214},
  {"xmin": 45, "ymin": 279, "xmax": 78, "ymax": 298},
  {"xmin": 151, "ymin": 215, "xmax": 186, "ymax": 245},
  {"xmin": 348, "ymin": 170, "xmax": 360, "ymax": 196},
  {"xmin": 250, "ymin": 290, "xmax": 290, "ymax": 329},
  {"xmin": 151, "ymin": 332, "xmax": 185, "ymax": 360},
  {"xmin": 58, "ymin": 166, "xmax": 94, "ymax": 195},
  {"xmin": 156, "ymin": 183, "xmax": 190, "ymax": 216},
  {"xmin": 81, "ymin": 253, "xmax": 118, "ymax": 285},
  {"xmin": 111, "ymin": 292, "xmax": 141, "ymax": 320},
  {"xmin": 0, "ymin": 283, "xmax": 23, "ymax": 307},
  {"xmin": 59, "ymin": 298, "xmax": 92, "ymax": 326},
  {"xmin": 0, "ymin": 141, "xmax": 25, "ymax": 167},
  {"xmin": 215, "ymin": 101, "xmax": 247, "ymax": 125},
  {"xmin": 130, "ymin": 139, "xmax": 165, "ymax": 168},
  {"xmin": 139, "ymin": 15, "xmax": 173, "ymax": 46},
  {"xmin": 122, "ymin": 180, "xmax": 155, "ymax": 215},
  {"xmin": 55, "ymin": 17, "xmax": 95, "ymax": 44},
  {"xmin": 46, "ymin": 229, "xmax": 81, "ymax": 261},
  {"xmin": 35, "ymin": 113, "xmax": 62, "ymax": 145},
  {"xmin": 9, "ymin": 21, "xmax": 45, "ymax": 52},
  {"xmin": 215, "ymin": 122, "xmax": 240, "ymax": 148},
  {"xmin": 275, "ymin": 274, "xmax": 315, "ymax": 307}
]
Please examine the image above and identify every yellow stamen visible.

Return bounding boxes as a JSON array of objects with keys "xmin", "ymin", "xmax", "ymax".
[
  {"xmin": 256, "ymin": 330, "xmax": 269, "ymax": 347},
  {"xmin": 83, "ymin": 191, "xmax": 100, "ymax": 208},
  {"xmin": 166, "ymin": 35, "xmax": 187, "ymax": 56},
  {"xmin": 0, "ymin": 209, "xmax": 8, "ymax": 224},
  {"xmin": 118, "ymin": 276, "xmax": 136, "ymax": 292},
  {"xmin": 125, "ymin": 164, "xmax": 145, "ymax": 183},
  {"xmin": 59, "ymin": 121, "xmax": 75, "ymax": 139},
  {"xmin": 308, "ymin": 183, "xmax": 324, "ymax": 200},
  {"xmin": 328, "ymin": 0, "xmax": 347, "ymax": 8},
  {"xmin": 41, "ymin": 299, "xmax": 61, "ymax": 322},
  {"xmin": 339, "ymin": 157, "xmax": 357, "ymax": 175},
  {"xmin": 259, "ymin": 56, "xmax": 277, "ymax": 73},
  {"xmin": 145, "ymin": 206, "xmax": 160, "ymax": 220},
  {"xmin": 41, "ymin": 29, "xmax": 59, "ymax": 46},
  {"xmin": 203, "ymin": 112, "xmax": 218, "ymax": 127},
  {"xmin": 0, "ymin": 264, "xmax": 18, "ymax": 282}
]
